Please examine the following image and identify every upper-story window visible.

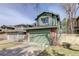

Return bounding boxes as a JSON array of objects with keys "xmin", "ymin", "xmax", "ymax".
[{"xmin": 41, "ymin": 17, "xmax": 49, "ymax": 24}]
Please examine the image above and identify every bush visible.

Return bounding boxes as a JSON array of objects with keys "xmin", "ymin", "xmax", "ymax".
[
  {"xmin": 38, "ymin": 50, "xmax": 51, "ymax": 56},
  {"xmin": 38, "ymin": 46, "xmax": 79, "ymax": 56},
  {"xmin": 62, "ymin": 42, "xmax": 71, "ymax": 49},
  {"xmin": 38, "ymin": 46, "xmax": 65, "ymax": 56},
  {"xmin": 2, "ymin": 48, "xmax": 6, "ymax": 51}
]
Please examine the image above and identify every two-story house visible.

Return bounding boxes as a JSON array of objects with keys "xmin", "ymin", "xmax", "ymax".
[{"xmin": 26, "ymin": 12, "xmax": 61, "ymax": 46}]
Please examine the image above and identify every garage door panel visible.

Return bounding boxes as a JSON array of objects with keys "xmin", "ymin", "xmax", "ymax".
[{"xmin": 30, "ymin": 33, "xmax": 50, "ymax": 46}]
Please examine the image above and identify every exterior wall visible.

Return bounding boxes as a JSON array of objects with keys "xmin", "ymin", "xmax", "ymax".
[
  {"xmin": 0, "ymin": 32, "xmax": 27, "ymax": 41},
  {"xmin": 7, "ymin": 32, "xmax": 26, "ymax": 41},
  {"xmin": 49, "ymin": 16, "xmax": 53, "ymax": 26},
  {"xmin": 52, "ymin": 16, "xmax": 57, "ymax": 26},
  {"xmin": 0, "ymin": 33, "xmax": 7, "ymax": 40}
]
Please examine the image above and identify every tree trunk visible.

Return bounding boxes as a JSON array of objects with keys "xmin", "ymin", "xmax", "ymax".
[
  {"xmin": 67, "ymin": 19, "xmax": 73, "ymax": 33},
  {"xmin": 67, "ymin": 12, "xmax": 74, "ymax": 34}
]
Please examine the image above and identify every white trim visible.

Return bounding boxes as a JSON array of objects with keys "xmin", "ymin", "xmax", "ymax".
[{"xmin": 39, "ymin": 16, "xmax": 50, "ymax": 26}]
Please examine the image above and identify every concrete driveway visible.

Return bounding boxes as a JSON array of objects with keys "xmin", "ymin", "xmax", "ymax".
[{"xmin": 0, "ymin": 44, "xmax": 43, "ymax": 56}]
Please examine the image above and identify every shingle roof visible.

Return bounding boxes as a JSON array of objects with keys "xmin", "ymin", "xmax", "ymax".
[{"xmin": 0, "ymin": 29, "xmax": 26, "ymax": 33}]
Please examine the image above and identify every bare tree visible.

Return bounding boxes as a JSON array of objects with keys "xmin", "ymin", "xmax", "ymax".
[
  {"xmin": 33, "ymin": 3, "xmax": 51, "ymax": 15},
  {"xmin": 61, "ymin": 3, "xmax": 79, "ymax": 33},
  {"xmin": 33, "ymin": 3, "xmax": 41, "ymax": 15}
]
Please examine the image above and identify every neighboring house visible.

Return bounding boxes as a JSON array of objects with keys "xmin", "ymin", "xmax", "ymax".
[
  {"xmin": 74, "ymin": 16, "xmax": 79, "ymax": 33},
  {"xmin": 26, "ymin": 12, "xmax": 61, "ymax": 46},
  {"xmin": 0, "ymin": 28, "xmax": 6, "ymax": 40},
  {"xmin": 1, "ymin": 25, "xmax": 15, "ymax": 30},
  {"xmin": 5, "ymin": 30, "xmax": 26, "ymax": 41},
  {"xmin": 14, "ymin": 24, "xmax": 33, "ymax": 30},
  {"xmin": 0, "ymin": 28, "xmax": 27, "ymax": 41},
  {"xmin": 0, "ymin": 24, "xmax": 33, "ymax": 41}
]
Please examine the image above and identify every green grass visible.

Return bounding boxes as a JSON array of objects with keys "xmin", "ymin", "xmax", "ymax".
[{"xmin": 38, "ymin": 46, "xmax": 79, "ymax": 56}]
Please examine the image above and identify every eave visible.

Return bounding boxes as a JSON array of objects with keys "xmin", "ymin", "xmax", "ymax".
[{"xmin": 25, "ymin": 26, "xmax": 57, "ymax": 30}]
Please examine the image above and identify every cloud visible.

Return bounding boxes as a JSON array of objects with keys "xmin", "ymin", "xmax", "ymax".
[
  {"xmin": 0, "ymin": 7, "xmax": 34, "ymax": 25},
  {"xmin": 48, "ymin": 6, "xmax": 66, "ymax": 20}
]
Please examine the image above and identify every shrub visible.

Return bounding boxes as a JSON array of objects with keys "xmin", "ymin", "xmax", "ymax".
[
  {"xmin": 2, "ymin": 48, "xmax": 6, "ymax": 51},
  {"xmin": 62, "ymin": 42, "xmax": 71, "ymax": 49},
  {"xmin": 38, "ymin": 46, "xmax": 65, "ymax": 56},
  {"xmin": 38, "ymin": 50, "xmax": 51, "ymax": 56},
  {"xmin": 38, "ymin": 46, "xmax": 79, "ymax": 56}
]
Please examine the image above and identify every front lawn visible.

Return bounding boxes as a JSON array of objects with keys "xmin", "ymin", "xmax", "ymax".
[
  {"xmin": 38, "ymin": 46, "xmax": 79, "ymax": 56},
  {"xmin": 0, "ymin": 40, "xmax": 19, "ymax": 50}
]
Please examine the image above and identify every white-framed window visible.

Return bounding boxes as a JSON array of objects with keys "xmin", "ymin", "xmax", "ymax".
[{"xmin": 41, "ymin": 17, "xmax": 49, "ymax": 24}]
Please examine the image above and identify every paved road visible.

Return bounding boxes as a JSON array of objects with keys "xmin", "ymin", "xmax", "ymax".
[{"xmin": 0, "ymin": 45, "xmax": 42, "ymax": 56}]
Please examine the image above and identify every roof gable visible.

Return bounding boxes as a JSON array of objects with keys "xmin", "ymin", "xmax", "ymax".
[{"xmin": 35, "ymin": 12, "xmax": 60, "ymax": 21}]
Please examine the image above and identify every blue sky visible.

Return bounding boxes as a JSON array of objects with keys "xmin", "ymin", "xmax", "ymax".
[{"xmin": 0, "ymin": 3, "xmax": 78, "ymax": 26}]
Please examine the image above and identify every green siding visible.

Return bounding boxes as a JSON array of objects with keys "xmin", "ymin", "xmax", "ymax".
[
  {"xmin": 52, "ymin": 16, "xmax": 57, "ymax": 26},
  {"xmin": 38, "ymin": 16, "xmax": 58, "ymax": 26},
  {"xmin": 29, "ymin": 29, "xmax": 50, "ymax": 46},
  {"xmin": 49, "ymin": 16, "xmax": 52, "ymax": 26}
]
